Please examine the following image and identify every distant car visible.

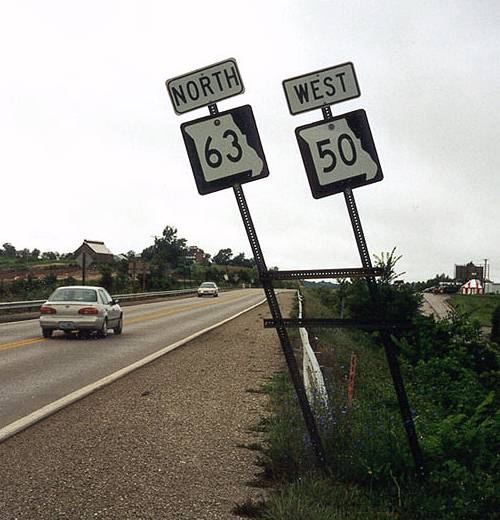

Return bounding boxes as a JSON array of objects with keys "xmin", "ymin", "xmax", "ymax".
[
  {"xmin": 440, "ymin": 285, "xmax": 460, "ymax": 294},
  {"xmin": 422, "ymin": 287, "xmax": 436, "ymax": 293},
  {"xmin": 197, "ymin": 282, "xmax": 219, "ymax": 298},
  {"xmin": 39, "ymin": 286, "xmax": 123, "ymax": 339}
]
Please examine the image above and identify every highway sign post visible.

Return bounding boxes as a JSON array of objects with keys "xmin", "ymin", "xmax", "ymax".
[
  {"xmin": 166, "ymin": 60, "xmax": 327, "ymax": 469},
  {"xmin": 281, "ymin": 63, "xmax": 425, "ymax": 479},
  {"xmin": 76, "ymin": 252, "xmax": 92, "ymax": 285}
]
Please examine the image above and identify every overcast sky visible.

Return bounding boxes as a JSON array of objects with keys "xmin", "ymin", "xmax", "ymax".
[{"xmin": 1, "ymin": 0, "xmax": 498, "ymax": 281}]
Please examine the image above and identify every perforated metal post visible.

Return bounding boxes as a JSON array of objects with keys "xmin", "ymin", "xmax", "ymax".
[
  {"xmin": 205, "ymin": 101, "xmax": 326, "ymax": 468},
  {"xmin": 343, "ymin": 186, "xmax": 425, "ymax": 479},
  {"xmin": 233, "ymin": 182, "xmax": 327, "ymax": 469}
]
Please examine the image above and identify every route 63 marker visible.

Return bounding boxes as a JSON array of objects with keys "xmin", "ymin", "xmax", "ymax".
[
  {"xmin": 181, "ymin": 104, "xmax": 269, "ymax": 195},
  {"xmin": 295, "ymin": 109, "xmax": 383, "ymax": 198}
]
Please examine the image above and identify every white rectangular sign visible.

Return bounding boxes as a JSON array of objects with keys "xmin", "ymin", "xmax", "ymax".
[
  {"xmin": 166, "ymin": 58, "xmax": 244, "ymax": 115},
  {"xmin": 283, "ymin": 62, "xmax": 360, "ymax": 115}
]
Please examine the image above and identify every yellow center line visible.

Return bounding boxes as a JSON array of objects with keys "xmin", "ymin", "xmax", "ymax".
[
  {"xmin": 0, "ymin": 337, "xmax": 44, "ymax": 353},
  {"xmin": 124, "ymin": 292, "xmax": 246, "ymax": 325},
  {"xmin": 0, "ymin": 292, "xmax": 253, "ymax": 353}
]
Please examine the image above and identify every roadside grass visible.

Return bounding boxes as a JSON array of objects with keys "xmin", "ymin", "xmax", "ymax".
[
  {"xmin": 252, "ymin": 288, "xmax": 499, "ymax": 519},
  {"xmin": 448, "ymin": 294, "xmax": 500, "ymax": 327}
]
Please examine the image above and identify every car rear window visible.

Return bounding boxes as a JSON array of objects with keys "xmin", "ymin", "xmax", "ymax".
[
  {"xmin": 200, "ymin": 283, "xmax": 215, "ymax": 287},
  {"xmin": 49, "ymin": 288, "xmax": 98, "ymax": 302}
]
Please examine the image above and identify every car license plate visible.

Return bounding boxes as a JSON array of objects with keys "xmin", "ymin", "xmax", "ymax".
[{"xmin": 59, "ymin": 322, "xmax": 75, "ymax": 330}]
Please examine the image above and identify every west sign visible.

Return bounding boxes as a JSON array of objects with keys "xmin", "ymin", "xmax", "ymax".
[{"xmin": 283, "ymin": 62, "xmax": 360, "ymax": 115}]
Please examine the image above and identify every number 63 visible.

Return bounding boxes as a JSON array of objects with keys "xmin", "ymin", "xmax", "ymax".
[{"xmin": 205, "ymin": 130, "xmax": 243, "ymax": 168}]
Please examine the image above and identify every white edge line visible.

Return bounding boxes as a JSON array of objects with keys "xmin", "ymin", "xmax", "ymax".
[{"xmin": 0, "ymin": 297, "xmax": 268, "ymax": 444}]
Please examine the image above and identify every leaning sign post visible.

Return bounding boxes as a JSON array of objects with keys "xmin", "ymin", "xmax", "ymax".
[
  {"xmin": 166, "ymin": 59, "xmax": 328, "ymax": 468},
  {"xmin": 281, "ymin": 62, "xmax": 426, "ymax": 478}
]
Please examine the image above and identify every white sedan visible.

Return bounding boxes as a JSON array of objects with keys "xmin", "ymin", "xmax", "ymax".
[
  {"xmin": 39, "ymin": 286, "xmax": 123, "ymax": 339},
  {"xmin": 197, "ymin": 282, "xmax": 219, "ymax": 298}
]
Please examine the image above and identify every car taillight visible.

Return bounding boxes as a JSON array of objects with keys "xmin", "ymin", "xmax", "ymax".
[
  {"xmin": 78, "ymin": 307, "xmax": 99, "ymax": 315},
  {"xmin": 40, "ymin": 306, "xmax": 57, "ymax": 315}
]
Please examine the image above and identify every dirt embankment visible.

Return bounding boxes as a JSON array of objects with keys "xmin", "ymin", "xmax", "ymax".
[
  {"xmin": 0, "ymin": 293, "xmax": 293, "ymax": 520},
  {"xmin": 0, "ymin": 263, "xmax": 91, "ymax": 282}
]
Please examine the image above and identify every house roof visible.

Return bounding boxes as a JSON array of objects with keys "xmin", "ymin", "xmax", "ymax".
[
  {"xmin": 83, "ymin": 240, "xmax": 112, "ymax": 255},
  {"xmin": 74, "ymin": 240, "xmax": 113, "ymax": 257}
]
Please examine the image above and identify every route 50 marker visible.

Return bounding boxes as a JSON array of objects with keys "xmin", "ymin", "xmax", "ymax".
[
  {"xmin": 295, "ymin": 109, "xmax": 382, "ymax": 198},
  {"xmin": 181, "ymin": 104, "xmax": 269, "ymax": 195}
]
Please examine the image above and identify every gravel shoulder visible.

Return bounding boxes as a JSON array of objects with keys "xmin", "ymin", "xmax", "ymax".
[{"xmin": 0, "ymin": 293, "xmax": 293, "ymax": 520}]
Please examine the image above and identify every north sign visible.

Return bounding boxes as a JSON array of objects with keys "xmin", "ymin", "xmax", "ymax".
[
  {"xmin": 283, "ymin": 62, "xmax": 360, "ymax": 116},
  {"xmin": 295, "ymin": 109, "xmax": 382, "ymax": 198},
  {"xmin": 181, "ymin": 105, "xmax": 269, "ymax": 195},
  {"xmin": 166, "ymin": 58, "xmax": 244, "ymax": 115}
]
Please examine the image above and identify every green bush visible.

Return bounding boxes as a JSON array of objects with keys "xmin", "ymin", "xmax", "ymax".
[
  {"xmin": 260, "ymin": 289, "xmax": 499, "ymax": 520},
  {"xmin": 491, "ymin": 305, "xmax": 500, "ymax": 344}
]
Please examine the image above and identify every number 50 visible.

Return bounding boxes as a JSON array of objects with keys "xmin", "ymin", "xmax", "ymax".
[{"xmin": 316, "ymin": 133, "xmax": 357, "ymax": 173}]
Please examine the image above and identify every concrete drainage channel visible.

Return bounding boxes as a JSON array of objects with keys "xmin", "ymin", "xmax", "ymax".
[{"xmin": 0, "ymin": 296, "xmax": 267, "ymax": 444}]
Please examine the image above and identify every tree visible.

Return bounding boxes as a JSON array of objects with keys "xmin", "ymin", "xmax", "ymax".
[
  {"xmin": 346, "ymin": 248, "xmax": 421, "ymax": 331},
  {"xmin": 41, "ymin": 251, "xmax": 59, "ymax": 261},
  {"xmin": 230, "ymin": 252, "xmax": 253, "ymax": 267},
  {"xmin": 98, "ymin": 263, "xmax": 114, "ymax": 292},
  {"xmin": 31, "ymin": 248, "xmax": 40, "ymax": 260},
  {"xmin": 213, "ymin": 248, "xmax": 233, "ymax": 265},
  {"xmin": 232, "ymin": 252, "xmax": 246, "ymax": 266},
  {"xmin": 2, "ymin": 243, "xmax": 16, "ymax": 258},
  {"xmin": 19, "ymin": 248, "xmax": 30, "ymax": 260},
  {"xmin": 201, "ymin": 253, "xmax": 212, "ymax": 267},
  {"xmin": 141, "ymin": 226, "xmax": 187, "ymax": 289},
  {"xmin": 374, "ymin": 247, "xmax": 405, "ymax": 284}
]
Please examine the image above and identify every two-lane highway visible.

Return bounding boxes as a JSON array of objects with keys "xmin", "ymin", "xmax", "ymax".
[{"xmin": 0, "ymin": 289, "xmax": 266, "ymax": 430}]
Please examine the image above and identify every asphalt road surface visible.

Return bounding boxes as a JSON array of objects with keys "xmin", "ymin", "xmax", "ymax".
[
  {"xmin": 421, "ymin": 293, "xmax": 451, "ymax": 319},
  {"xmin": 0, "ymin": 289, "xmax": 265, "ymax": 429}
]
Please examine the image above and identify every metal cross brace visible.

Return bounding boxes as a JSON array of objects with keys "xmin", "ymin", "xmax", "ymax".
[
  {"xmin": 263, "ymin": 318, "xmax": 402, "ymax": 330},
  {"xmin": 263, "ymin": 267, "xmax": 383, "ymax": 280}
]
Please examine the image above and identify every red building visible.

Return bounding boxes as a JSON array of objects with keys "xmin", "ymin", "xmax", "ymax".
[
  {"xmin": 186, "ymin": 246, "xmax": 205, "ymax": 264},
  {"xmin": 455, "ymin": 262, "xmax": 484, "ymax": 283}
]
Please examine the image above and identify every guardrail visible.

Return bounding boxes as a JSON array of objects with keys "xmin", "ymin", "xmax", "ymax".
[
  {"xmin": 297, "ymin": 291, "xmax": 329, "ymax": 408},
  {"xmin": 0, "ymin": 289, "xmax": 198, "ymax": 314}
]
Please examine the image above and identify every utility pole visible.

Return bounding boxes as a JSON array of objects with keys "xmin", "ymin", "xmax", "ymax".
[
  {"xmin": 484, "ymin": 258, "xmax": 488, "ymax": 294},
  {"xmin": 82, "ymin": 252, "xmax": 86, "ymax": 286}
]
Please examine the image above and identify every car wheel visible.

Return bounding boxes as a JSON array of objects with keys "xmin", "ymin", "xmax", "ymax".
[
  {"xmin": 113, "ymin": 317, "xmax": 123, "ymax": 335},
  {"xmin": 97, "ymin": 319, "xmax": 108, "ymax": 339},
  {"xmin": 42, "ymin": 328, "xmax": 53, "ymax": 339}
]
